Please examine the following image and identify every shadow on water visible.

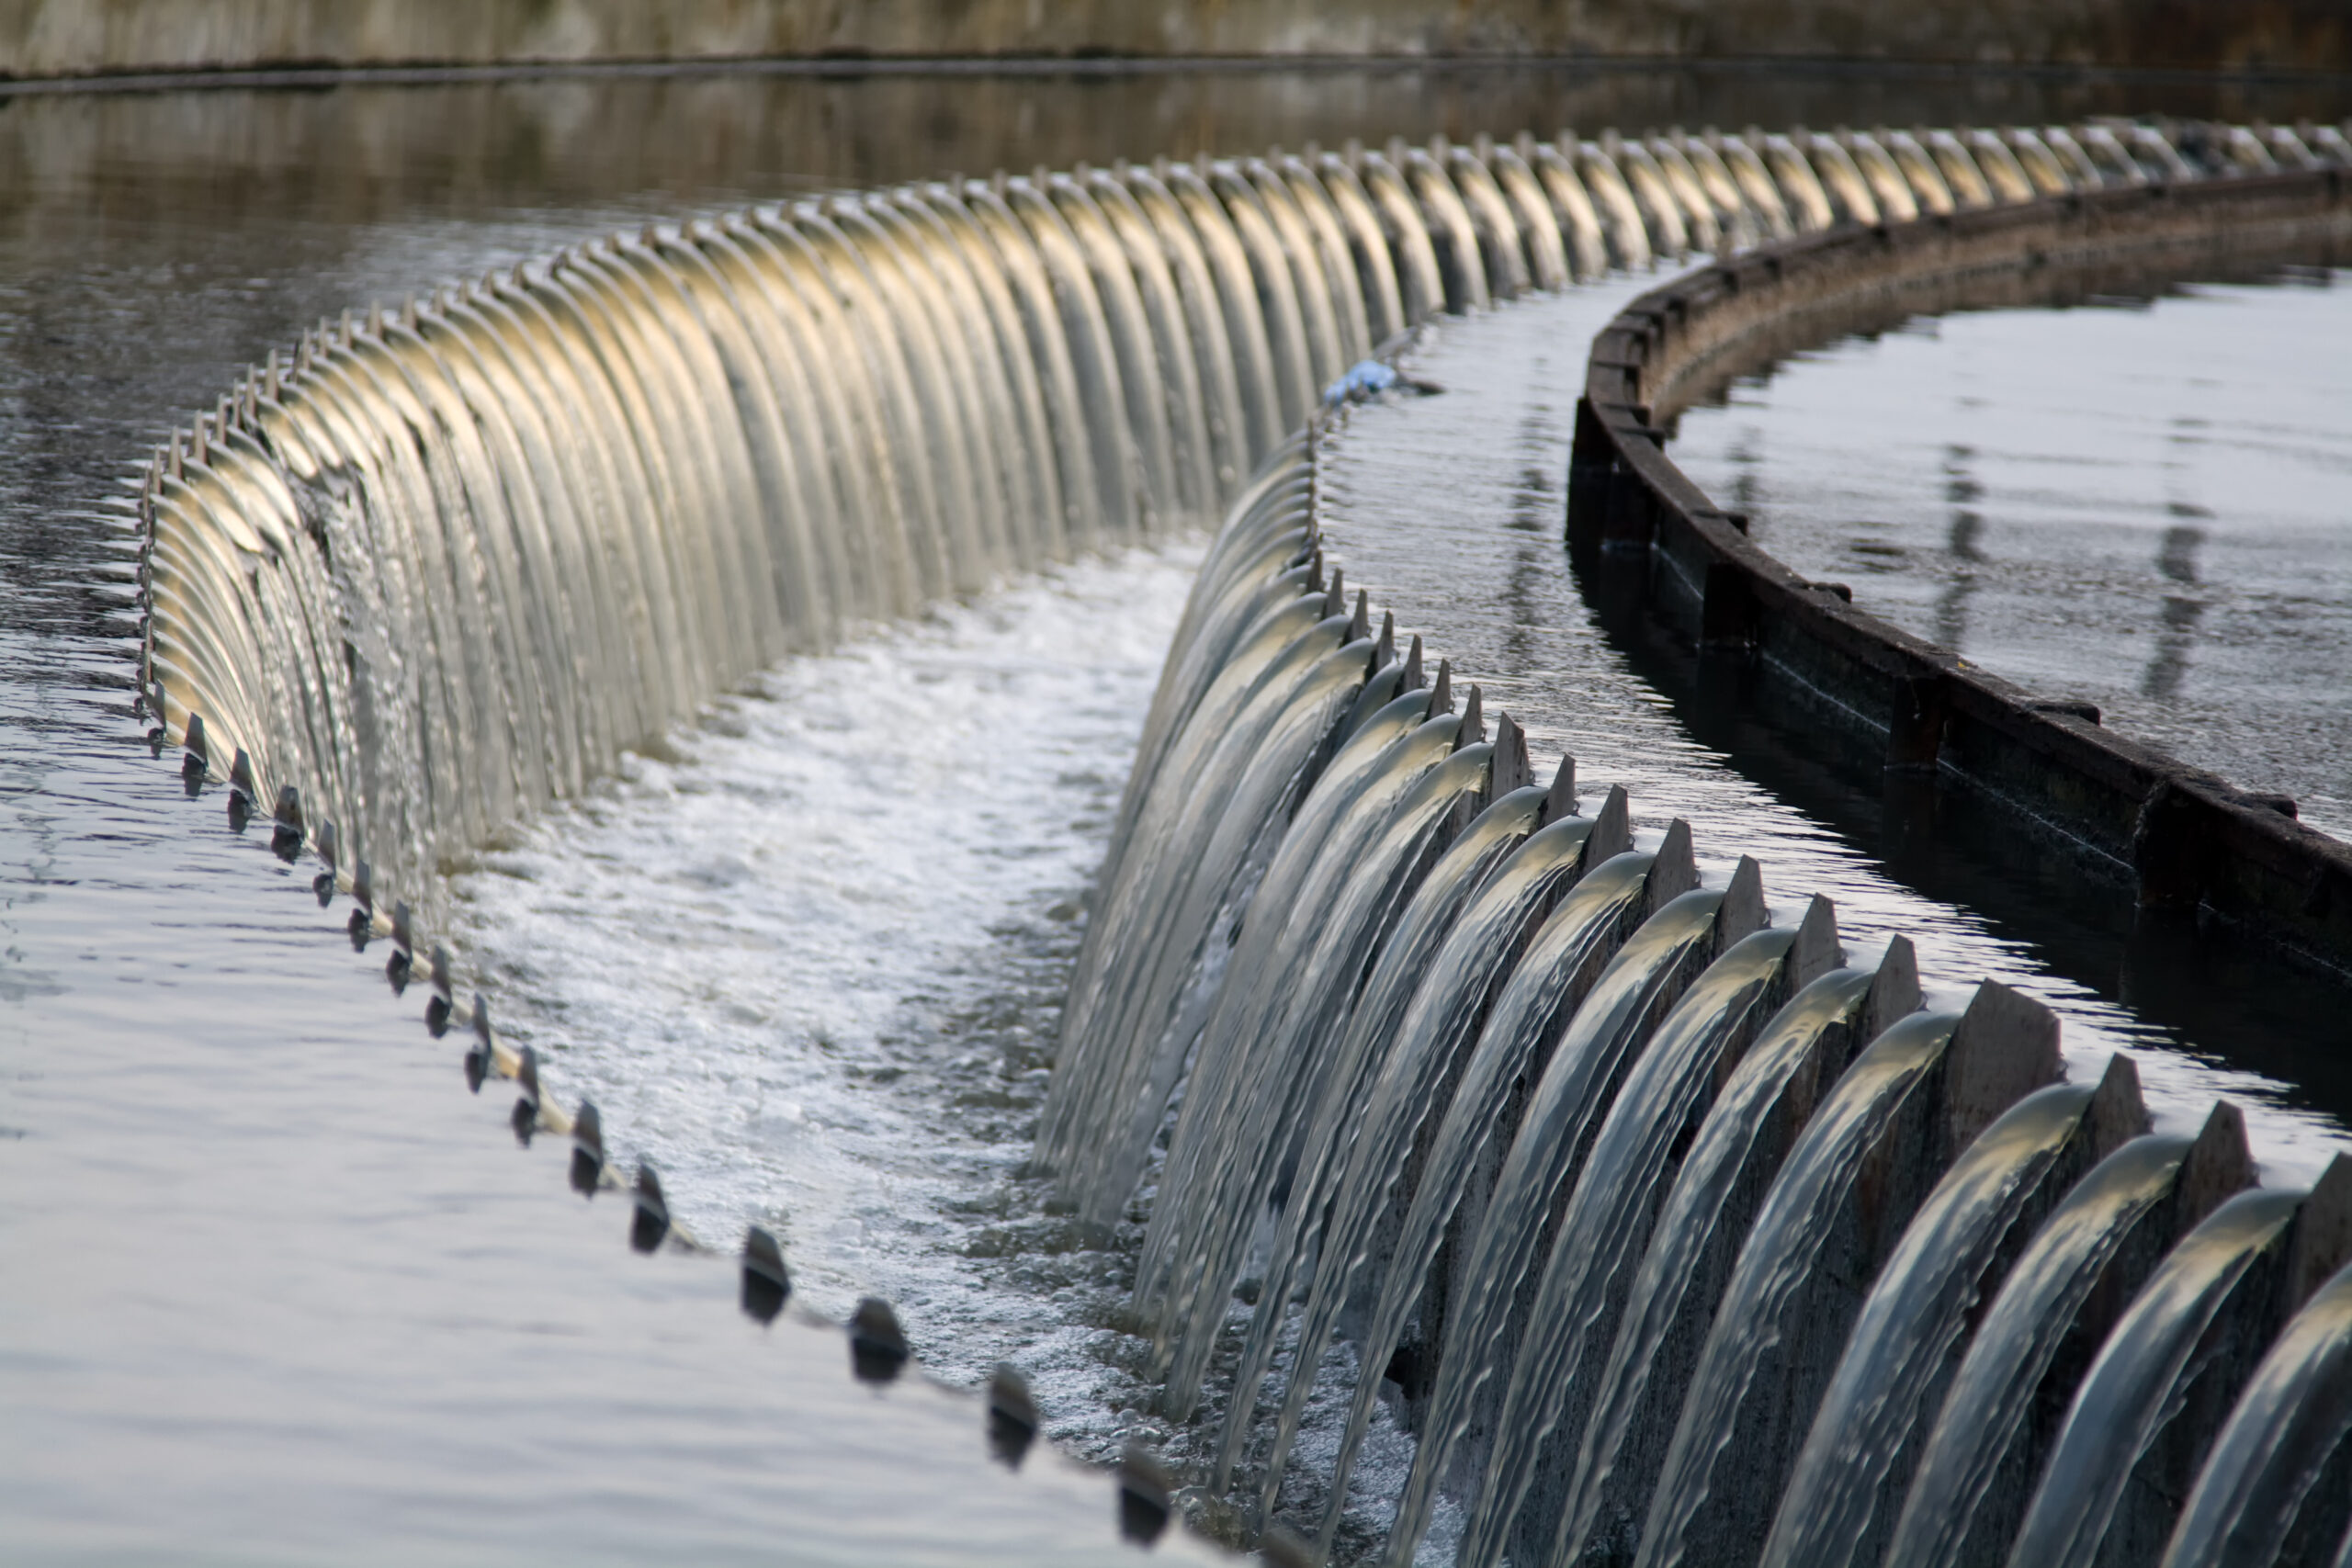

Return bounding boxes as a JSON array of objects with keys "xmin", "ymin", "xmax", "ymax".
[{"xmin": 1572, "ymin": 538, "xmax": 2352, "ymax": 1124}]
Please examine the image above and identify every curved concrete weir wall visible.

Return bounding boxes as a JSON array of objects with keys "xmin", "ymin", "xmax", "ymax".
[
  {"xmin": 130, "ymin": 111, "xmax": 2352, "ymax": 1564},
  {"xmin": 1569, "ymin": 167, "xmax": 2352, "ymax": 980}
]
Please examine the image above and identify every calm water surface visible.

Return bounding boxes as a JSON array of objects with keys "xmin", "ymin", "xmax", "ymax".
[{"xmin": 1670, "ymin": 273, "xmax": 2352, "ymax": 841}]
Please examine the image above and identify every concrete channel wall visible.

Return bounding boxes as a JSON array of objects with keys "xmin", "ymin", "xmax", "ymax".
[
  {"xmin": 1569, "ymin": 167, "xmax": 2352, "ymax": 980},
  {"xmin": 2, "ymin": 0, "xmax": 2345, "ymax": 81}
]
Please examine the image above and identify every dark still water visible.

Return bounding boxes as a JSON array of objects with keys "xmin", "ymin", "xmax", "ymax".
[{"xmin": 5, "ymin": 65, "xmax": 2350, "ymax": 1561}]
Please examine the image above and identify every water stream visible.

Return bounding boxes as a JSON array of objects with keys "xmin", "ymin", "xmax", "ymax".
[{"xmin": 14, "ymin": 63, "xmax": 2352, "ymax": 1566}]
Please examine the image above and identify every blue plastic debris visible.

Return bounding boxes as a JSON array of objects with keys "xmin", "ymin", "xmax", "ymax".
[{"xmin": 1324, "ymin": 359, "xmax": 1401, "ymax": 405}]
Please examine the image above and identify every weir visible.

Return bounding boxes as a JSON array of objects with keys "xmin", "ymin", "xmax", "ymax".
[{"xmin": 130, "ymin": 107, "xmax": 2352, "ymax": 1565}]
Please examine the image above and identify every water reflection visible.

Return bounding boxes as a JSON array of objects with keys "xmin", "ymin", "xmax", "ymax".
[
  {"xmin": 1321, "ymin": 287, "xmax": 2352, "ymax": 1174},
  {"xmin": 5, "ymin": 63, "xmax": 2350, "ymax": 1560},
  {"xmin": 1673, "ymin": 269, "xmax": 2352, "ymax": 840}
]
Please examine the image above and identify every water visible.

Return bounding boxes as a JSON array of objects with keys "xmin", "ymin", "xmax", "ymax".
[
  {"xmin": 1756, "ymin": 1078, "xmax": 2109, "ymax": 1568},
  {"xmin": 0, "ymin": 603, "xmax": 1230, "ymax": 1565},
  {"xmin": 446, "ymin": 551, "xmax": 1198, "ymax": 1372},
  {"xmin": 1882, "ymin": 1130, "xmax": 2202, "ymax": 1567},
  {"xmin": 1555, "ymin": 950, "xmax": 1915, "ymax": 1566},
  {"xmin": 13, "ymin": 63, "xmax": 2352, "ymax": 1566},
  {"xmin": 1668, "ymin": 273, "xmax": 2352, "ymax": 842},
  {"xmin": 1317, "ymin": 283, "xmax": 2352, "ymax": 1169},
  {"xmin": 1628, "ymin": 1010, "xmax": 1962, "ymax": 1568},
  {"xmin": 1466, "ymin": 915, "xmax": 1832, "ymax": 1568},
  {"xmin": 2004, "ymin": 1187, "xmax": 2305, "ymax": 1568},
  {"xmin": 2162, "ymin": 1257, "xmax": 2352, "ymax": 1568},
  {"xmin": 1380, "ymin": 883, "xmax": 1752, "ymax": 1562}
]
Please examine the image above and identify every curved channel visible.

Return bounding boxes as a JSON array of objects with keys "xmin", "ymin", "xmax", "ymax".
[{"xmin": 131, "ymin": 110, "xmax": 2352, "ymax": 1566}]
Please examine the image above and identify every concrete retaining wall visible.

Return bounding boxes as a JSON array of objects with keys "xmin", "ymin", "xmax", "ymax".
[
  {"xmin": 2, "ymin": 0, "xmax": 2345, "ymax": 82},
  {"xmin": 1569, "ymin": 167, "xmax": 2352, "ymax": 980}
]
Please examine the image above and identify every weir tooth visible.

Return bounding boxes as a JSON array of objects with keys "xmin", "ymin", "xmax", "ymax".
[
  {"xmin": 1790, "ymin": 892, "xmax": 1842, "ymax": 986},
  {"xmin": 1946, "ymin": 981, "xmax": 2065, "ymax": 1147},
  {"xmin": 510, "ymin": 1043, "xmax": 540, "ymax": 1145},
  {"xmin": 1864, "ymin": 933, "xmax": 1924, "ymax": 1040},
  {"xmin": 1347, "ymin": 588, "xmax": 1371, "ymax": 643},
  {"xmin": 848, "ymin": 1297, "xmax": 910, "ymax": 1383},
  {"xmin": 629, "ymin": 1162, "xmax": 669, "ymax": 1253},
  {"xmin": 1488, "ymin": 710, "xmax": 1532, "ymax": 795},
  {"xmin": 1648, "ymin": 818, "xmax": 1699, "ymax": 906},
  {"xmin": 1117, "ymin": 1445, "xmax": 1172, "ymax": 1546},
  {"xmin": 1429, "ymin": 656, "xmax": 1451, "ymax": 713},
  {"xmin": 741, "ymin": 1225, "xmax": 792, "ymax": 1324},
  {"xmin": 270, "ymin": 784, "xmax": 304, "ymax": 862},
  {"xmin": 2288, "ymin": 1153, "xmax": 2352, "ymax": 1307},
  {"xmin": 1543, "ymin": 751, "xmax": 1579, "ymax": 823},
  {"xmin": 1454, "ymin": 680, "xmax": 1483, "ymax": 745},
  {"xmin": 425, "ymin": 948, "xmax": 456, "ymax": 1036},
  {"xmin": 1401, "ymin": 633, "xmax": 1424, "ymax": 692},
  {"xmin": 2086, "ymin": 1050, "xmax": 2152, "ymax": 1157},
  {"xmin": 1589, "ymin": 783, "xmax": 1634, "ymax": 863},
  {"xmin": 1374, "ymin": 610, "xmax": 1395, "ymax": 669},
  {"xmin": 1323, "ymin": 566, "xmax": 1346, "ymax": 619},
  {"xmin": 569, "ymin": 1100, "xmax": 605, "ymax": 1196},
  {"xmin": 1719, "ymin": 853, "xmax": 1768, "ymax": 945},
  {"xmin": 226, "ymin": 747, "xmax": 255, "ymax": 806},
  {"xmin": 985, "ymin": 1365, "xmax": 1039, "ymax": 1468},
  {"xmin": 460, "ymin": 994, "xmax": 494, "ymax": 1095}
]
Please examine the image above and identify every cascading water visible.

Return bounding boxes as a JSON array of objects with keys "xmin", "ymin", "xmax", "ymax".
[{"xmin": 133, "ymin": 103, "xmax": 2352, "ymax": 1568}]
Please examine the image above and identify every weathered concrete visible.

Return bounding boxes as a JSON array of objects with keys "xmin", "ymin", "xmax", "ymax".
[
  {"xmin": 1, "ymin": 0, "xmax": 2346, "ymax": 82},
  {"xmin": 1570, "ymin": 166, "xmax": 2352, "ymax": 982}
]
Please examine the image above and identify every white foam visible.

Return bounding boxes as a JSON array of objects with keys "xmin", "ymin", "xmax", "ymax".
[{"xmin": 449, "ymin": 545, "xmax": 1201, "ymax": 1415}]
